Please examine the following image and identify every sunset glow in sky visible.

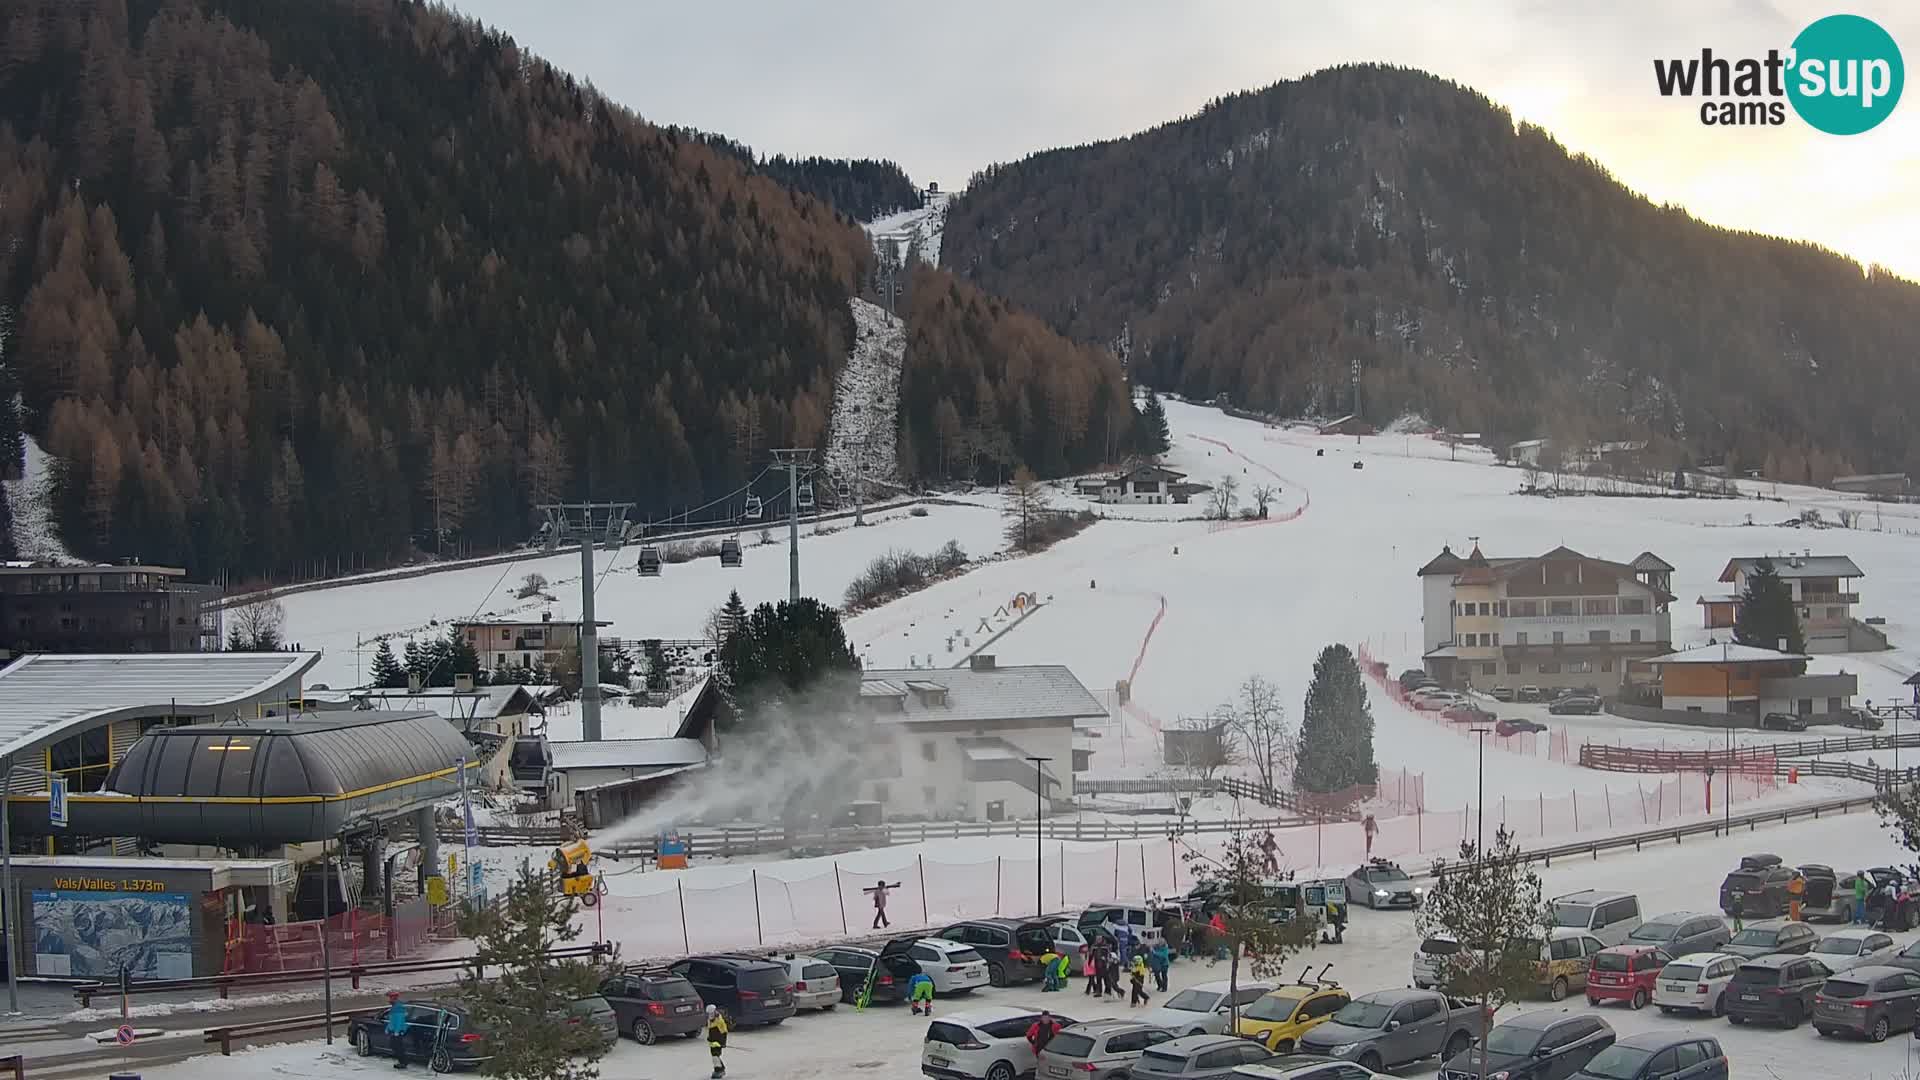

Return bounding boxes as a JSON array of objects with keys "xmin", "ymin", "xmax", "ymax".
[{"xmin": 453, "ymin": 0, "xmax": 1919, "ymax": 281}]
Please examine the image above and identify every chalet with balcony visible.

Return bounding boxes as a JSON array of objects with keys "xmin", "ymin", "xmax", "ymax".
[
  {"xmin": 1416, "ymin": 544, "xmax": 1673, "ymax": 693},
  {"xmin": 1707, "ymin": 555, "xmax": 1882, "ymax": 653},
  {"xmin": 455, "ymin": 613, "xmax": 612, "ymax": 672},
  {"xmin": 1098, "ymin": 465, "xmax": 1189, "ymax": 505},
  {"xmin": 1642, "ymin": 642, "xmax": 1857, "ymax": 720}
]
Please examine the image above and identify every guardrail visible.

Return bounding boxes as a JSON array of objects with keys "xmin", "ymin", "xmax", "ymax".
[
  {"xmin": 73, "ymin": 942, "xmax": 612, "ymax": 1007},
  {"xmin": 205, "ymin": 1007, "xmax": 382, "ymax": 1056},
  {"xmin": 1579, "ymin": 731, "xmax": 1920, "ymax": 770}
]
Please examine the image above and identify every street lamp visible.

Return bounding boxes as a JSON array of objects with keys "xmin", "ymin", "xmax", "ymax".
[
  {"xmin": 1470, "ymin": 728, "xmax": 1492, "ymax": 856},
  {"xmin": 1026, "ymin": 756, "xmax": 1052, "ymax": 917}
]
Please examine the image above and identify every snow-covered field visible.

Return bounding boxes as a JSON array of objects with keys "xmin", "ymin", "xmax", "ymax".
[
  {"xmin": 138, "ymin": 812, "xmax": 1920, "ymax": 1080},
  {"xmin": 823, "ymin": 298, "xmax": 907, "ymax": 493},
  {"xmin": 867, "ymin": 188, "xmax": 950, "ymax": 267}
]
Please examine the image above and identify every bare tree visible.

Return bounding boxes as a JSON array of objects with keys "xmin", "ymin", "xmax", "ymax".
[
  {"xmin": 1249, "ymin": 483, "xmax": 1278, "ymax": 519},
  {"xmin": 1207, "ymin": 474, "xmax": 1240, "ymax": 520},
  {"xmin": 515, "ymin": 572, "xmax": 550, "ymax": 600},
  {"xmin": 1002, "ymin": 467, "xmax": 1053, "ymax": 551},
  {"xmin": 1223, "ymin": 675, "xmax": 1294, "ymax": 798},
  {"xmin": 1165, "ymin": 714, "xmax": 1240, "ymax": 786},
  {"xmin": 228, "ymin": 597, "xmax": 286, "ymax": 651}
]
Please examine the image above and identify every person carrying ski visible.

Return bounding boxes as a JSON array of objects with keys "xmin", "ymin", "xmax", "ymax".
[
  {"xmin": 1148, "ymin": 940, "xmax": 1171, "ymax": 992},
  {"xmin": 384, "ymin": 991, "xmax": 414, "ymax": 1070},
  {"xmin": 1039, "ymin": 947, "xmax": 1062, "ymax": 992},
  {"xmin": 1026, "ymin": 1010, "xmax": 1062, "ymax": 1057},
  {"xmin": 908, "ymin": 970, "xmax": 936, "ymax": 1015},
  {"xmin": 1128, "ymin": 952, "xmax": 1150, "ymax": 1006},
  {"xmin": 705, "ymin": 1004, "xmax": 730, "ymax": 1078},
  {"xmin": 867, "ymin": 880, "xmax": 902, "ymax": 929}
]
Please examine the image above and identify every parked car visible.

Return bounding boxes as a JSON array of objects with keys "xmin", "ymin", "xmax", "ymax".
[
  {"xmin": 1411, "ymin": 694, "xmax": 1458, "ymax": 712},
  {"xmin": 1441, "ymin": 703, "xmax": 1496, "ymax": 724},
  {"xmin": 1232, "ymin": 1055, "xmax": 1392, "ymax": 1080},
  {"xmin": 1436, "ymin": 1010, "xmax": 1613, "ymax": 1080},
  {"xmin": 1496, "ymin": 717, "xmax": 1548, "ymax": 736},
  {"xmin": 1586, "ymin": 945, "xmax": 1673, "ymax": 1010},
  {"xmin": 1652, "ymin": 952, "xmax": 1741, "ymax": 1017},
  {"xmin": 1041, "ymin": 916, "xmax": 1094, "ymax": 956},
  {"xmin": 1550, "ymin": 891, "xmax": 1642, "ymax": 946},
  {"xmin": 1569, "ymin": 1032, "xmax": 1728, "ymax": 1080},
  {"xmin": 1724, "ymin": 954, "xmax": 1830, "ymax": 1027},
  {"xmin": 1721, "ymin": 920, "xmax": 1818, "ymax": 960},
  {"xmin": 1139, "ymin": 979, "xmax": 1276, "ymax": 1037},
  {"xmin": 1761, "ymin": 711, "xmax": 1809, "ymax": 732},
  {"xmin": 1516, "ymin": 686, "xmax": 1544, "ymax": 702},
  {"xmin": 1397, "ymin": 670, "xmax": 1434, "ymax": 691},
  {"xmin": 1797, "ymin": 863, "xmax": 1845, "ymax": 921},
  {"xmin": 1489, "ymin": 686, "xmax": 1516, "ymax": 702},
  {"xmin": 1809, "ymin": 928, "xmax": 1897, "ymax": 973},
  {"xmin": 1718, "ymin": 857, "xmax": 1794, "ymax": 918},
  {"xmin": 1626, "ymin": 912, "xmax": 1731, "ymax": 959},
  {"xmin": 1131, "ymin": 1034, "xmax": 1275, "ymax": 1080},
  {"xmin": 770, "ymin": 953, "xmax": 841, "ymax": 1010},
  {"xmin": 938, "ymin": 919, "xmax": 1057, "ymax": 987},
  {"xmin": 922, "ymin": 1006, "xmax": 1080, "ymax": 1080},
  {"xmin": 1232, "ymin": 982, "xmax": 1353, "ymax": 1052},
  {"xmin": 667, "ymin": 955, "xmax": 797, "ymax": 1026},
  {"xmin": 815, "ymin": 943, "xmax": 920, "ymax": 1004},
  {"xmin": 1813, "ymin": 964, "xmax": 1920, "ymax": 1041},
  {"xmin": 598, "ymin": 969, "xmax": 707, "ymax": 1044},
  {"xmin": 1888, "ymin": 939, "xmax": 1920, "ymax": 977},
  {"xmin": 1413, "ymin": 928, "xmax": 1604, "ymax": 1001},
  {"xmin": 1346, "ymin": 859, "xmax": 1423, "ymax": 910},
  {"xmin": 1548, "ymin": 695, "xmax": 1602, "ymax": 715},
  {"xmin": 1295, "ymin": 989, "xmax": 1487, "ymax": 1074},
  {"xmin": 565, "ymin": 995, "xmax": 620, "ymax": 1052},
  {"xmin": 1037, "ymin": 1019, "xmax": 1178, "ymax": 1080},
  {"xmin": 1839, "ymin": 705, "xmax": 1885, "ymax": 730},
  {"xmin": 1078, "ymin": 901, "xmax": 1166, "ymax": 948},
  {"xmin": 899, "ymin": 937, "xmax": 992, "ymax": 994},
  {"xmin": 349, "ymin": 999, "xmax": 491, "ymax": 1071}
]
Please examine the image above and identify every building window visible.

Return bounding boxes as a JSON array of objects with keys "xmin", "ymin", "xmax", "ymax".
[
  {"xmin": 1687, "ymin": 705, "xmax": 1703, "ymax": 713},
  {"xmin": 1550, "ymin": 600, "xmax": 1575, "ymax": 616},
  {"xmin": 872, "ymin": 783, "xmax": 890, "ymax": 803},
  {"xmin": 501, "ymin": 629, "xmax": 512, "ymax": 641},
  {"xmin": 922, "ymin": 785, "xmax": 937, "ymax": 805},
  {"xmin": 1507, "ymin": 662, "xmax": 1521, "ymax": 674},
  {"xmin": 1482, "ymin": 663, "xmax": 1497, "ymax": 676},
  {"xmin": 1539, "ymin": 662, "xmax": 1561, "ymax": 674},
  {"xmin": 1826, "ymin": 697, "xmax": 1842, "ymax": 714},
  {"xmin": 1495, "ymin": 602, "xmax": 1508, "ymax": 617},
  {"xmin": 1512, "ymin": 600, "xmax": 1539, "ymax": 617},
  {"xmin": 1516, "ymin": 632, "xmax": 1529, "ymax": 646},
  {"xmin": 1826, "ymin": 606, "xmax": 1845, "ymax": 619},
  {"xmin": 1797, "ymin": 699, "xmax": 1813, "ymax": 716},
  {"xmin": 921, "ymin": 741, "xmax": 938, "ymax": 762},
  {"xmin": 1480, "ymin": 602, "xmax": 1492, "ymax": 615},
  {"xmin": 1492, "ymin": 633, "xmax": 1500, "ymax": 646},
  {"xmin": 1589, "ymin": 630, "xmax": 1611, "ymax": 644},
  {"xmin": 1552, "ymin": 631, "xmax": 1565, "ymax": 645},
  {"xmin": 1602, "ymin": 659, "xmax": 1614, "ymax": 672},
  {"xmin": 1567, "ymin": 660, "xmax": 1593, "ymax": 674},
  {"xmin": 1584, "ymin": 597, "xmax": 1616, "ymax": 615},
  {"xmin": 1620, "ymin": 598, "xmax": 1647, "ymax": 614},
  {"xmin": 1630, "ymin": 629, "xmax": 1642, "ymax": 643}
]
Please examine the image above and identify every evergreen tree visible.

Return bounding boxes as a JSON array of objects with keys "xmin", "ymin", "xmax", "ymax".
[
  {"xmin": 1293, "ymin": 643, "xmax": 1377, "ymax": 793},
  {"xmin": 643, "ymin": 639, "xmax": 669, "ymax": 691},
  {"xmin": 369, "ymin": 638, "xmax": 406, "ymax": 689},
  {"xmin": 402, "ymin": 637, "xmax": 427, "ymax": 687},
  {"xmin": 1137, "ymin": 390, "xmax": 1171, "ymax": 457},
  {"xmin": 716, "ymin": 597, "xmax": 860, "ymax": 727},
  {"xmin": 456, "ymin": 865, "xmax": 618, "ymax": 1080},
  {"xmin": 1732, "ymin": 558, "xmax": 1806, "ymax": 655},
  {"xmin": 440, "ymin": 624, "xmax": 483, "ymax": 687},
  {"xmin": 720, "ymin": 590, "xmax": 748, "ymax": 643}
]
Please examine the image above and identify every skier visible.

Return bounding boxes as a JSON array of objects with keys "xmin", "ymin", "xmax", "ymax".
[
  {"xmin": 908, "ymin": 970, "xmax": 936, "ymax": 1015},
  {"xmin": 1128, "ymin": 952, "xmax": 1150, "ymax": 1006},
  {"xmin": 384, "ymin": 990, "xmax": 414, "ymax": 1070},
  {"xmin": 1362, "ymin": 814, "xmax": 1379, "ymax": 858},
  {"xmin": 1727, "ymin": 888, "xmax": 1744, "ymax": 933},
  {"xmin": 866, "ymin": 879, "xmax": 902, "ymax": 929},
  {"xmin": 1102, "ymin": 945, "xmax": 1124, "ymax": 1000},
  {"xmin": 1321, "ymin": 898, "xmax": 1347, "ymax": 945},
  {"xmin": 1148, "ymin": 939, "xmax": 1171, "ymax": 992},
  {"xmin": 1040, "ymin": 947, "xmax": 1062, "ymax": 992},
  {"xmin": 1026, "ymin": 1011, "xmax": 1062, "ymax": 1058},
  {"xmin": 1260, "ymin": 831, "xmax": 1279, "ymax": 874},
  {"xmin": 705, "ymin": 1004, "xmax": 730, "ymax": 1078}
]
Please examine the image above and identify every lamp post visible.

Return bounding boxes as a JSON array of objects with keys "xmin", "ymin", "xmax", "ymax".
[
  {"xmin": 1470, "ymin": 728, "xmax": 1491, "ymax": 856},
  {"xmin": 1026, "ymin": 756, "xmax": 1051, "ymax": 917}
]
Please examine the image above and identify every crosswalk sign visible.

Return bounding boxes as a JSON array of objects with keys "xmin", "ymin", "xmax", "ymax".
[{"xmin": 48, "ymin": 776, "xmax": 68, "ymax": 829}]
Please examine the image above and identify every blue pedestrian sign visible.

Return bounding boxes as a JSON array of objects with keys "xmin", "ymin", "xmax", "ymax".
[{"xmin": 48, "ymin": 776, "xmax": 68, "ymax": 829}]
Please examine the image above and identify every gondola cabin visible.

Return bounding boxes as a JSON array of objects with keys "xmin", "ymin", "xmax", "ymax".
[
  {"xmin": 719, "ymin": 537, "xmax": 743, "ymax": 567},
  {"xmin": 796, "ymin": 480, "xmax": 815, "ymax": 510},
  {"xmin": 743, "ymin": 495, "xmax": 764, "ymax": 520},
  {"xmin": 637, "ymin": 545, "xmax": 662, "ymax": 577}
]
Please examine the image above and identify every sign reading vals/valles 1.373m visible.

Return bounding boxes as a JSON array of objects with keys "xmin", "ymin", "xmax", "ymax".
[{"xmin": 50, "ymin": 876, "xmax": 172, "ymax": 892}]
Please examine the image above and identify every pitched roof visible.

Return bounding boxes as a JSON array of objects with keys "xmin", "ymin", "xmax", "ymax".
[
  {"xmin": 0, "ymin": 652, "xmax": 320, "ymax": 760},
  {"xmin": 1643, "ymin": 643, "xmax": 1810, "ymax": 665},
  {"xmin": 351, "ymin": 685, "xmax": 538, "ymax": 723},
  {"xmin": 1719, "ymin": 556, "xmax": 1864, "ymax": 582},
  {"xmin": 859, "ymin": 665, "xmax": 1105, "ymax": 724},
  {"xmin": 1116, "ymin": 464, "xmax": 1186, "ymax": 482},
  {"xmin": 1415, "ymin": 546, "xmax": 1464, "ymax": 577},
  {"xmin": 547, "ymin": 736, "xmax": 709, "ymax": 771},
  {"xmin": 1631, "ymin": 552, "xmax": 1676, "ymax": 572}
]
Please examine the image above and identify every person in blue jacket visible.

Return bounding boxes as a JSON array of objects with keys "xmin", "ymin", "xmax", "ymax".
[
  {"xmin": 384, "ymin": 990, "xmax": 414, "ymax": 1070},
  {"xmin": 908, "ymin": 970, "xmax": 936, "ymax": 1015}
]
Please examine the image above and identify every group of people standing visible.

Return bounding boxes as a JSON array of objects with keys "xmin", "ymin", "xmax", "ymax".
[{"xmin": 1074, "ymin": 935, "xmax": 1170, "ymax": 1006}]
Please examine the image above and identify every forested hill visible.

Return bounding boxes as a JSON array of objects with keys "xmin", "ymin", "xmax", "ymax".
[
  {"xmin": 942, "ymin": 64, "xmax": 1920, "ymax": 482},
  {"xmin": 0, "ymin": 0, "xmax": 1127, "ymax": 583},
  {"xmin": 673, "ymin": 129, "xmax": 924, "ymax": 221}
]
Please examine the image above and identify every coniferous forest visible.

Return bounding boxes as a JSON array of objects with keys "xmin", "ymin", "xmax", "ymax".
[
  {"xmin": 0, "ymin": 0, "xmax": 1124, "ymax": 581},
  {"xmin": 942, "ymin": 64, "xmax": 1920, "ymax": 483}
]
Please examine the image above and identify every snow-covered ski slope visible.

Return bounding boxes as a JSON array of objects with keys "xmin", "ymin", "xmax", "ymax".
[
  {"xmin": 3, "ymin": 432, "xmax": 81, "ymax": 564},
  {"xmin": 823, "ymin": 298, "xmax": 905, "ymax": 487},
  {"xmin": 866, "ymin": 188, "xmax": 949, "ymax": 266}
]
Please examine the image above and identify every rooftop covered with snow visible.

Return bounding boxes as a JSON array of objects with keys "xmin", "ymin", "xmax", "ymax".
[
  {"xmin": 547, "ymin": 736, "xmax": 709, "ymax": 772},
  {"xmin": 1643, "ymin": 643, "xmax": 1811, "ymax": 665},
  {"xmin": 859, "ymin": 664, "xmax": 1106, "ymax": 725},
  {"xmin": 1719, "ymin": 555, "xmax": 1864, "ymax": 581}
]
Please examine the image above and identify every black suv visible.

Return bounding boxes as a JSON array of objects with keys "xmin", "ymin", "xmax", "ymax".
[
  {"xmin": 936, "ymin": 918, "xmax": 1055, "ymax": 986},
  {"xmin": 1720, "ymin": 855, "xmax": 1793, "ymax": 917},
  {"xmin": 1725, "ymin": 955, "xmax": 1831, "ymax": 1027},
  {"xmin": 668, "ymin": 955, "xmax": 797, "ymax": 1026},
  {"xmin": 349, "ymin": 999, "xmax": 491, "ymax": 1071},
  {"xmin": 813, "ymin": 943, "xmax": 921, "ymax": 1004},
  {"xmin": 600, "ymin": 969, "xmax": 707, "ymax": 1044},
  {"xmin": 1439, "ymin": 1010, "xmax": 1613, "ymax": 1080},
  {"xmin": 1762, "ymin": 711, "xmax": 1809, "ymax": 732}
]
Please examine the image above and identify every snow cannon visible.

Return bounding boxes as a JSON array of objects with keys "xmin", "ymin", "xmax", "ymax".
[{"xmin": 552, "ymin": 839, "xmax": 598, "ymax": 904}]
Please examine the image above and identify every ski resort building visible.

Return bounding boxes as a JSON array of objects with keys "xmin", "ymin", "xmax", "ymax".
[
  {"xmin": 854, "ymin": 655, "xmax": 1106, "ymax": 820},
  {"xmin": 1416, "ymin": 544, "xmax": 1675, "ymax": 694},
  {"xmin": 454, "ymin": 613, "xmax": 611, "ymax": 672},
  {"xmin": 1706, "ymin": 554, "xmax": 1884, "ymax": 654},
  {"xmin": 1096, "ymin": 465, "xmax": 1190, "ymax": 505},
  {"xmin": 0, "ymin": 561, "xmax": 221, "ymax": 657},
  {"xmin": 1641, "ymin": 642, "xmax": 1857, "ymax": 719}
]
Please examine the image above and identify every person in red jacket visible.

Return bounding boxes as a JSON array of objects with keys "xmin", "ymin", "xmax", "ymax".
[
  {"xmin": 1208, "ymin": 912, "xmax": 1230, "ymax": 964},
  {"xmin": 1026, "ymin": 1010, "xmax": 1062, "ymax": 1056}
]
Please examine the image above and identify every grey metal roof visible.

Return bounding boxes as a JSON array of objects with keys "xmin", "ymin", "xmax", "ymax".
[
  {"xmin": 111, "ymin": 710, "xmax": 470, "ymax": 797},
  {"xmin": 351, "ymin": 685, "xmax": 537, "ymax": 723},
  {"xmin": 859, "ymin": 665, "xmax": 1105, "ymax": 724},
  {"xmin": 1721, "ymin": 555, "xmax": 1864, "ymax": 580},
  {"xmin": 0, "ymin": 652, "xmax": 320, "ymax": 760},
  {"xmin": 547, "ymin": 736, "xmax": 709, "ymax": 771}
]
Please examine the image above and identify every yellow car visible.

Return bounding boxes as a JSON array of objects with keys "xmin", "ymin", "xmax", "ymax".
[{"xmin": 1231, "ymin": 983, "xmax": 1352, "ymax": 1052}]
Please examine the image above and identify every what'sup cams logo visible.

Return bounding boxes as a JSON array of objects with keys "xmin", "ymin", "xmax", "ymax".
[{"xmin": 1654, "ymin": 14, "xmax": 1904, "ymax": 134}]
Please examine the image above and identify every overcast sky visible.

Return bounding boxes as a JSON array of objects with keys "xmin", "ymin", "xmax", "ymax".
[{"xmin": 450, "ymin": 0, "xmax": 1919, "ymax": 281}]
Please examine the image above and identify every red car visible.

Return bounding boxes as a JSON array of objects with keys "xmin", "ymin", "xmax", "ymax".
[
  {"xmin": 1441, "ymin": 704, "xmax": 1495, "ymax": 724},
  {"xmin": 1495, "ymin": 717, "xmax": 1548, "ymax": 737},
  {"xmin": 1587, "ymin": 945, "xmax": 1674, "ymax": 1010}
]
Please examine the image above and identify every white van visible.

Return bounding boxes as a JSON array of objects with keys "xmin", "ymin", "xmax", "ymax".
[
  {"xmin": 1076, "ymin": 902, "xmax": 1164, "ymax": 948},
  {"xmin": 1551, "ymin": 890, "xmax": 1642, "ymax": 946}
]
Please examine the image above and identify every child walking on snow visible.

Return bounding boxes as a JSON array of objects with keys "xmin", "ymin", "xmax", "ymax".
[
  {"xmin": 909, "ymin": 971, "xmax": 936, "ymax": 1015},
  {"xmin": 1128, "ymin": 953, "xmax": 1150, "ymax": 1006}
]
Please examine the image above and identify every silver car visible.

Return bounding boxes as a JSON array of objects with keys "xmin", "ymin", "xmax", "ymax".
[
  {"xmin": 1131, "ymin": 1034, "xmax": 1274, "ymax": 1079},
  {"xmin": 1346, "ymin": 860, "xmax": 1423, "ymax": 910},
  {"xmin": 1037, "ymin": 1019, "xmax": 1178, "ymax": 1080}
]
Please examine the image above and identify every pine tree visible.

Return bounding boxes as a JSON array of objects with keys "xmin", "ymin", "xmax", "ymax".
[
  {"xmin": 1137, "ymin": 390, "xmax": 1171, "ymax": 457},
  {"xmin": 1293, "ymin": 643, "xmax": 1377, "ymax": 793},
  {"xmin": 1732, "ymin": 558, "xmax": 1805, "ymax": 655},
  {"xmin": 440, "ymin": 624, "xmax": 483, "ymax": 687},
  {"xmin": 456, "ymin": 865, "xmax": 618, "ymax": 1080},
  {"xmin": 716, "ymin": 597, "xmax": 860, "ymax": 727},
  {"xmin": 369, "ymin": 638, "xmax": 405, "ymax": 688},
  {"xmin": 402, "ymin": 637, "xmax": 426, "ymax": 686},
  {"xmin": 720, "ymin": 590, "xmax": 748, "ymax": 643}
]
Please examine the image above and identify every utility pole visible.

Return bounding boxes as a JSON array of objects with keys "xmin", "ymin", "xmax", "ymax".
[
  {"xmin": 1026, "ymin": 756, "xmax": 1051, "ymax": 917},
  {"xmin": 539, "ymin": 502, "xmax": 633, "ymax": 742},
  {"xmin": 1471, "ymin": 727, "xmax": 1491, "ymax": 856},
  {"xmin": 851, "ymin": 438, "xmax": 868, "ymax": 527},
  {"xmin": 771, "ymin": 450, "xmax": 814, "ymax": 602}
]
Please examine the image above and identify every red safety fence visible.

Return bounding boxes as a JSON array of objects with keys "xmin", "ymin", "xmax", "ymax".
[{"xmin": 225, "ymin": 897, "xmax": 434, "ymax": 974}]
